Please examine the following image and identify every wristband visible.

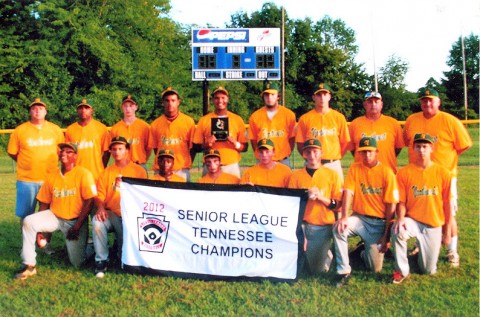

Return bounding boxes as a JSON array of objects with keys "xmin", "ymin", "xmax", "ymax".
[{"xmin": 327, "ymin": 199, "xmax": 337, "ymax": 210}]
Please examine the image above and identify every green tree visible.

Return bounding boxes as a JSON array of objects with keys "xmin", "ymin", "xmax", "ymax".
[{"xmin": 442, "ymin": 33, "xmax": 479, "ymax": 119}]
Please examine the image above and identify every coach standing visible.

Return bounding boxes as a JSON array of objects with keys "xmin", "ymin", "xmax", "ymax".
[{"xmin": 7, "ymin": 98, "xmax": 64, "ymax": 227}]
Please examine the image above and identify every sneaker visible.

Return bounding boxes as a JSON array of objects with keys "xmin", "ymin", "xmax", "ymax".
[
  {"xmin": 408, "ymin": 246, "xmax": 420, "ymax": 257},
  {"xmin": 15, "ymin": 265, "xmax": 37, "ymax": 280},
  {"xmin": 335, "ymin": 273, "xmax": 351, "ymax": 288},
  {"xmin": 447, "ymin": 251, "xmax": 460, "ymax": 267},
  {"xmin": 95, "ymin": 261, "xmax": 108, "ymax": 278},
  {"xmin": 392, "ymin": 271, "xmax": 409, "ymax": 284}
]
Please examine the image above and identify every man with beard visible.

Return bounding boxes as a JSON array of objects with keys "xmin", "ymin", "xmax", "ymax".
[{"xmin": 248, "ymin": 81, "xmax": 296, "ymax": 167}]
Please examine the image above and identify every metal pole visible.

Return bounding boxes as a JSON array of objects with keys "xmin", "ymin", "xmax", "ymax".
[
  {"xmin": 202, "ymin": 80, "xmax": 209, "ymax": 116},
  {"xmin": 461, "ymin": 35, "xmax": 468, "ymax": 120}
]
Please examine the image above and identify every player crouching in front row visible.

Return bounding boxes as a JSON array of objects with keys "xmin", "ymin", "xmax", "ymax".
[
  {"xmin": 15, "ymin": 143, "xmax": 97, "ymax": 280},
  {"xmin": 391, "ymin": 133, "xmax": 452, "ymax": 284}
]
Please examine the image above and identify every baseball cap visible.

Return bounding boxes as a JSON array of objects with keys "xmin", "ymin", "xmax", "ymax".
[
  {"xmin": 29, "ymin": 98, "xmax": 47, "ymax": 109},
  {"xmin": 262, "ymin": 81, "xmax": 279, "ymax": 95},
  {"xmin": 212, "ymin": 86, "xmax": 229, "ymax": 96},
  {"xmin": 77, "ymin": 99, "xmax": 93, "ymax": 109},
  {"xmin": 158, "ymin": 149, "xmax": 175, "ymax": 159},
  {"xmin": 364, "ymin": 91, "xmax": 382, "ymax": 100},
  {"xmin": 413, "ymin": 133, "xmax": 435, "ymax": 144},
  {"xmin": 357, "ymin": 137, "xmax": 378, "ymax": 151},
  {"xmin": 302, "ymin": 139, "xmax": 322, "ymax": 151},
  {"xmin": 417, "ymin": 87, "xmax": 440, "ymax": 99},
  {"xmin": 122, "ymin": 95, "xmax": 137, "ymax": 105},
  {"xmin": 58, "ymin": 142, "xmax": 78, "ymax": 153},
  {"xmin": 109, "ymin": 136, "xmax": 129, "ymax": 149},
  {"xmin": 203, "ymin": 149, "xmax": 221, "ymax": 161},
  {"xmin": 161, "ymin": 87, "xmax": 180, "ymax": 99},
  {"xmin": 313, "ymin": 83, "xmax": 332, "ymax": 95},
  {"xmin": 257, "ymin": 138, "xmax": 275, "ymax": 150}
]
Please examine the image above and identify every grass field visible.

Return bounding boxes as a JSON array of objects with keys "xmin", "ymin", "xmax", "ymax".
[{"xmin": 0, "ymin": 127, "xmax": 478, "ymax": 316}]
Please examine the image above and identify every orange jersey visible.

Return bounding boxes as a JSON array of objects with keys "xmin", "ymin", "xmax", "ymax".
[
  {"xmin": 296, "ymin": 109, "xmax": 350, "ymax": 160},
  {"xmin": 150, "ymin": 174, "xmax": 186, "ymax": 183},
  {"xmin": 97, "ymin": 162, "xmax": 147, "ymax": 216},
  {"xmin": 404, "ymin": 111, "xmax": 472, "ymax": 176},
  {"xmin": 241, "ymin": 163, "xmax": 292, "ymax": 187},
  {"xmin": 7, "ymin": 121, "xmax": 64, "ymax": 182},
  {"xmin": 344, "ymin": 162, "xmax": 399, "ymax": 218},
  {"xmin": 149, "ymin": 113, "xmax": 195, "ymax": 171},
  {"xmin": 65, "ymin": 120, "xmax": 111, "ymax": 181},
  {"xmin": 288, "ymin": 166, "xmax": 342, "ymax": 226},
  {"xmin": 248, "ymin": 105, "xmax": 296, "ymax": 161},
  {"xmin": 199, "ymin": 172, "xmax": 240, "ymax": 184},
  {"xmin": 110, "ymin": 118, "xmax": 150, "ymax": 164},
  {"xmin": 348, "ymin": 115, "xmax": 404, "ymax": 172},
  {"xmin": 397, "ymin": 163, "xmax": 452, "ymax": 227},
  {"xmin": 193, "ymin": 111, "xmax": 248, "ymax": 165},
  {"xmin": 36, "ymin": 166, "xmax": 97, "ymax": 220}
]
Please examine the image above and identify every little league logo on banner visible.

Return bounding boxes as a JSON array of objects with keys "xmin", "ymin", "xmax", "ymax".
[{"xmin": 120, "ymin": 178, "xmax": 307, "ymax": 282}]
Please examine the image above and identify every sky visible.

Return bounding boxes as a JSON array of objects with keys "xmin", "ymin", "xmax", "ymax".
[{"xmin": 168, "ymin": 0, "xmax": 479, "ymax": 92}]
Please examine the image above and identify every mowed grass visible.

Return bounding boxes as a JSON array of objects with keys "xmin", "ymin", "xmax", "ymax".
[{"xmin": 0, "ymin": 126, "xmax": 478, "ymax": 316}]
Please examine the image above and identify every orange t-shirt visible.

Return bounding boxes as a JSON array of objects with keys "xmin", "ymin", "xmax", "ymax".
[
  {"xmin": 7, "ymin": 121, "xmax": 64, "ymax": 182},
  {"xmin": 149, "ymin": 113, "xmax": 196, "ymax": 171},
  {"xmin": 193, "ymin": 111, "xmax": 248, "ymax": 165},
  {"xmin": 397, "ymin": 163, "xmax": 452, "ymax": 227},
  {"xmin": 36, "ymin": 166, "xmax": 97, "ymax": 220},
  {"xmin": 65, "ymin": 120, "xmax": 111, "ymax": 181},
  {"xmin": 241, "ymin": 163, "xmax": 292, "ymax": 187},
  {"xmin": 344, "ymin": 162, "xmax": 399, "ymax": 218},
  {"xmin": 198, "ymin": 172, "xmax": 240, "ymax": 184},
  {"xmin": 97, "ymin": 162, "xmax": 147, "ymax": 216},
  {"xmin": 248, "ymin": 105, "xmax": 296, "ymax": 161},
  {"xmin": 296, "ymin": 109, "xmax": 350, "ymax": 160},
  {"xmin": 110, "ymin": 118, "xmax": 151, "ymax": 164}
]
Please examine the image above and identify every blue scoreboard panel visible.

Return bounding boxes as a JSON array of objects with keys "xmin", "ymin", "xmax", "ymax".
[{"xmin": 191, "ymin": 28, "xmax": 281, "ymax": 81}]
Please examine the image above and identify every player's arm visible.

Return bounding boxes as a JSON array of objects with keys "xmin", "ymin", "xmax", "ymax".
[
  {"xmin": 66, "ymin": 198, "xmax": 94, "ymax": 240},
  {"xmin": 393, "ymin": 202, "xmax": 407, "ymax": 234},
  {"xmin": 8, "ymin": 153, "xmax": 17, "ymax": 161},
  {"xmin": 336, "ymin": 190, "xmax": 353, "ymax": 233},
  {"xmin": 296, "ymin": 142, "xmax": 304, "ymax": 155},
  {"xmin": 288, "ymin": 137, "xmax": 295, "ymax": 154},
  {"xmin": 378, "ymin": 202, "xmax": 396, "ymax": 253},
  {"xmin": 94, "ymin": 196, "xmax": 108, "ymax": 222},
  {"xmin": 250, "ymin": 139, "xmax": 258, "ymax": 153},
  {"xmin": 102, "ymin": 151, "xmax": 110, "ymax": 167},
  {"xmin": 38, "ymin": 202, "xmax": 50, "ymax": 212}
]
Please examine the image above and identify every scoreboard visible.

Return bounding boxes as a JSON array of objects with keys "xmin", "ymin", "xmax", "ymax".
[{"xmin": 191, "ymin": 28, "xmax": 281, "ymax": 81}]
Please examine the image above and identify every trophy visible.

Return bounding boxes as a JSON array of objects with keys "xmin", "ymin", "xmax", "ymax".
[{"xmin": 211, "ymin": 117, "xmax": 229, "ymax": 141}]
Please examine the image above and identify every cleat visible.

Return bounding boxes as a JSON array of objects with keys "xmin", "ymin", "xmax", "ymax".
[
  {"xmin": 392, "ymin": 271, "xmax": 409, "ymax": 284},
  {"xmin": 15, "ymin": 265, "xmax": 37, "ymax": 280}
]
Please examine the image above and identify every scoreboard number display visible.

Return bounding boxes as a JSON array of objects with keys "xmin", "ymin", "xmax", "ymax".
[{"xmin": 192, "ymin": 28, "xmax": 281, "ymax": 81}]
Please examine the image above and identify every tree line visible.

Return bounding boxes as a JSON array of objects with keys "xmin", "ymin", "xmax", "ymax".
[{"xmin": 1, "ymin": 1, "xmax": 478, "ymax": 135}]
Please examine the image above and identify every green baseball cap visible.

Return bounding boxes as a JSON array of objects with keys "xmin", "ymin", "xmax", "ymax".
[
  {"xmin": 358, "ymin": 137, "xmax": 378, "ymax": 151},
  {"xmin": 413, "ymin": 133, "xmax": 435, "ymax": 144},
  {"xmin": 314, "ymin": 83, "xmax": 332, "ymax": 95},
  {"xmin": 257, "ymin": 138, "xmax": 275, "ymax": 150},
  {"xmin": 302, "ymin": 139, "xmax": 322, "ymax": 151},
  {"xmin": 58, "ymin": 142, "xmax": 78, "ymax": 154},
  {"xmin": 417, "ymin": 87, "xmax": 440, "ymax": 99},
  {"xmin": 262, "ymin": 81, "xmax": 279, "ymax": 95}
]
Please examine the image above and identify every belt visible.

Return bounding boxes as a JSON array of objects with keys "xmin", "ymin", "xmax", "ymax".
[
  {"xmin": 354, "ymin": 212, "xmax": 385, "ymax": 221},
  {"xmin": 321, "ymin": 159, "xmax": 336, "ymax": 164}
]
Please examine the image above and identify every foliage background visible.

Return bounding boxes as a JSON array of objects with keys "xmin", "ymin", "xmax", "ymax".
[{"xmin": 0, "ymin": 1, "xmax": 478, "ymax": 137}]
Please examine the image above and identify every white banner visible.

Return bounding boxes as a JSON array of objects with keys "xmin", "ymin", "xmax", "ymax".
[{"xmin": 120, "ymin": 178, "xmax": 306, "ymax": 281}]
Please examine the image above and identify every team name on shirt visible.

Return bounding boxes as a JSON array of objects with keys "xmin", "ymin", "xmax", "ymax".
[
  {"xmin": 77, "ymin": 140, "xmax": 95, "ymax": 149},
  {"xmin": 310, "ymin": 127, "xmax": 337, "ymax": 137},
  {"xmin": 53, "ymin": 187, "xmax": 77, "ymax": 198},
  {"xmin": 260, "ymin": 128, "xmax": 285, "ymax": 138},
  {"xmin": 161, "ymin": 136, "xmax": 182, "ymax": 145},
  {"xmin": 412, "ymin": 185, "xmax": 439, "ymax": 197},
  {"xmin": 360, "ymin": 183, "xmax": 382, "ymax": 195},
  {"xmin": 360, "ymin": 132, "xmax": 387, "ymax": 141},
  {"xmin": 26, "ymin": 137, "xmax": 56, "ymax": 147}
]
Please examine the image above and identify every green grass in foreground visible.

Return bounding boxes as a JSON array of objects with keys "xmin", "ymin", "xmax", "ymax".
[{"xmin": 0, "ymin": 126, "xmax": 478, "ymax": 316}]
